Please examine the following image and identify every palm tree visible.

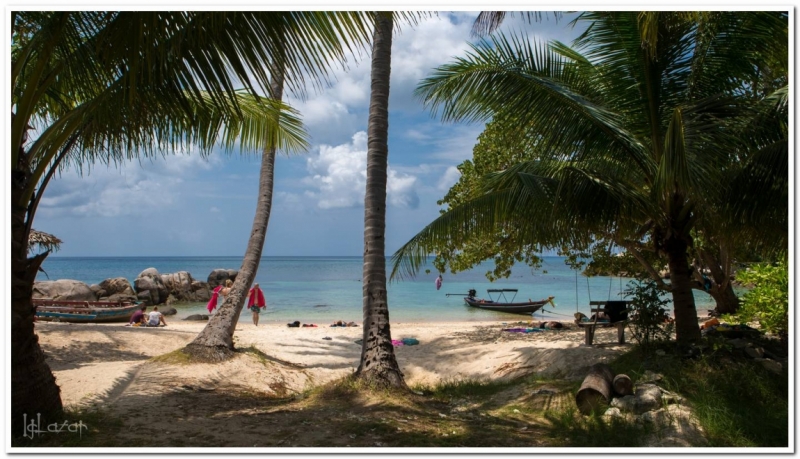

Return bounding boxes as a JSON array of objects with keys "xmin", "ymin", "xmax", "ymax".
[
  {"xmin": 11, "ymin": 11, "xmax": 369, "ymax": 429},
  {"xmin": 183, "ymin": 13, "xmax": 374, "ymax": 360},
  {"xmin": 391, "ymin": 12, "xmax": 787, "ymax": 345},
  {"xmin": 354, "ymin": 12, "xmax": 406, "ymax": 388}
]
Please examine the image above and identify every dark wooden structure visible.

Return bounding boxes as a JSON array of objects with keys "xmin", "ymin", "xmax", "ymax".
[{"xmin": 574, "ymin": 300, "xmax": 630, "ymax": 345}]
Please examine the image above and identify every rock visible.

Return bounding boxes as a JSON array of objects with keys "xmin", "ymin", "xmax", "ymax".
[
  {"xmin": 134, "ymin": 268, "xmax": 169, "ymax": 305},
  {"xmin": 207, "ymin": 269, "xmax": 238, "ymax": 289},
  {"xmin": 99, "ymin": 277, "xmax": 136, "ymax": 297},
  {"xmin": 611, "ymin": 384, "xmax": 663, "ymax": 414},
  {"xmin": 184, "ymin": 314, "xmax": 209, "ymax": 321},
  {"xmin": 33, "ymin": 280, "xmax": 97, "ymax": 301},
  {"xmin": 745, "ymin": 346, "xmax": 764, "ymax": 359},
  {"xmin": 655, "ymin": 349, "xmax": 666, "ymax": 356},
  {"xmin": 755, "ymin": 358, "xmax": 782, "ymax": 374},
  {"xmin": 727, "ymin": 338, "xmax": 751, "ymax": 349},
  {"xmin": 639, "ymin": 370, "xmax": 663, "ymax": 384},
  {"xmin": 192, "ymin": 281, "xmax": 211, "ymax": 302},
  {"xmin": 602, "ymin": 407, "xmax": 623, "ymax": 418},
  {"xmin": 103, "ymin": 293, "xmax": 139, "ymax": 303},
  {"xmin": 161, "ymin": 271, "xmax": 195, "ymax": 301},
  {"xmin": 160, "ymin": 307, "xmax": 178, "ymax": 316}
]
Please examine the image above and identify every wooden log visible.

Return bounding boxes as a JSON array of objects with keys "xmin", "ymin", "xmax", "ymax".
[
  {"xmin": 575, "ymin": 363, "xmax": 615, "ymax": 415},
  {"xmin": 612, "ymin": 374, "xmax": 634, "ymax": 396}
]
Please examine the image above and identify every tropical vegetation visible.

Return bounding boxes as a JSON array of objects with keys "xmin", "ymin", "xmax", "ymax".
[
  {"xmin": 391, "ymin": 11, "xmax": 788, "ymax": 345},
  {"xmin": 11, "ymin": 10, "xmax": 370, "ymax": 429}
]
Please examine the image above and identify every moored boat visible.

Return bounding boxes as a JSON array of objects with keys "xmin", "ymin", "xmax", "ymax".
[
  {"xmin": 462, "ymin": 289, "xmax": 555, "ymax": 315},
  {"xmin": 33, "ymin": 299, "xmax": 141, "ymax": 323}
]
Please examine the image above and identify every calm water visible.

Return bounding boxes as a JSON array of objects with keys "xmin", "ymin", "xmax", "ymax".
[{"xmin": 37, "ymin": 256, "xmax": 717, "ymax": 323}]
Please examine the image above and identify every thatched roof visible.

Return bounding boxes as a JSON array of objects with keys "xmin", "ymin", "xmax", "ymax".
[{"xmin": 28, "ymin": 229, "xmax": 62, "ymax": 253}]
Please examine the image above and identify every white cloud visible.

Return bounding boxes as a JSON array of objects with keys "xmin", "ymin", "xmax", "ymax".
[
  {"xmin": 209, "ymin": 206, "xmax": 221, "ymax": 213},
  {"xmin": 303, "ymin": 132, "xmax": 419, "ymax": 210},
  {"xmin": 38, "ymin": 153, "xmax": 216, "ymax": 219},
  {"xmin": 438, "ymin": 166, "xmax": 461, "ymax": 191}
]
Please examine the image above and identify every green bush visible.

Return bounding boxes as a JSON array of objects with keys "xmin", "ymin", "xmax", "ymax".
[
  {"xmin": 731, "ymin": 259, "xmax": 788, "ymax": 342},
  {"xmin": 623, "ymin": 279, "xmax": 673, "ymax": 352}
]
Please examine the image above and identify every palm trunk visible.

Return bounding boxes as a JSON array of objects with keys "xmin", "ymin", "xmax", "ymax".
[
  {"xmin": 665, "ymin": 235, "xmax": 702, "ymax": 343},
  {"xmin": 11, "ymin": 163, "xmax": 63, "ymax": 433},
  {"xmin": 696, "ymin": 248, "xmax": 740, "ymax": 314},
  {"xmin": 355, "ymin": 13, "xmax": 406, "ymax": 388},
  {"xmin": 183, "ymin": 67, "xmax": 284, "ymax": 362}
]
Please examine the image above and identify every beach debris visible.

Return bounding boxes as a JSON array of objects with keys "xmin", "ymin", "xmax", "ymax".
[
  {"xmin": 575, "ymin": 363, "xmax": 615, "ymax": 415},
  {"xmin": 531, "ymin": 388, "xmax": 557, "ymax": 395},
  {"xmin": 612, "ymin": 374, "xmax": 634, "ymax": 396},
  {"xmin": 322, "ymin": 337, "xmax": 332, "ymax": 340},
  {"xmin": 412, "ymin": 390, "xmax": 424, "ymax": 396},
  {"xmin": 438, "ymin": 413, "xmax": 447, "ymax": 418}
]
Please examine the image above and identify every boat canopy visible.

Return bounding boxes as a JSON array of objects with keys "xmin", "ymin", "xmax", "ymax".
[{"xmin": 487, "ymin": 289, "xmax": 518, "ymax": 292}]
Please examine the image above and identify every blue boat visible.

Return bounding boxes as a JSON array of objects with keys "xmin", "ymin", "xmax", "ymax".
[{"xmin": 34, "ymin": 299, "xmax": 140, "ymax": 323}]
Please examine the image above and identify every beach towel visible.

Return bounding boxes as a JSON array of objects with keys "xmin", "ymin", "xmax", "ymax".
[
  {"xmin": 391, "ymin": 339, "xmax": 405, "ymax": 347},
  {"xmin": 401, "ymin": 338, "xmax": 419, "ymax": 346},
  {"xmin": 206, "ymin": 285, "xmax": 223, "ymax": 313},
  {"xmin": 248, "ymin": 287, "xmax": 266, "ymax": 308},
  {"xmin": 502, "ymin": 328, "xmax": 543, "ymax": 333}
]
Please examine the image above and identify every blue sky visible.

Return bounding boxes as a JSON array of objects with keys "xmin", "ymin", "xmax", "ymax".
[{"xmin": 34, "ymin": 12, "xmax": 584, "ymax": 257}]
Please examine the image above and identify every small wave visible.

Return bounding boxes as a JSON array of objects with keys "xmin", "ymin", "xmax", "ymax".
[{"xmin": 313, "ymin": 304, "xmax": 329, "ymax": 308}]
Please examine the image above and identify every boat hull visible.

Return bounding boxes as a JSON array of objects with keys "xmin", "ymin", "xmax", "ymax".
[
  {"xmin": 464, "ymin": 297, "xmax": 549, "ymax": 314},
  {"xmin": 34, "ymin": 300, "xmax": 140, "ymax": 323}
]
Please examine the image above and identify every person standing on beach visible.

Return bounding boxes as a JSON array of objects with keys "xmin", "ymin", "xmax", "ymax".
[
  {"xmin": 435, "ymin": 274, "xmax": 443, "ymax": 291},
  {"xmin": 247, "ymin": 283, "xmax": 266, "ymax": 326}
]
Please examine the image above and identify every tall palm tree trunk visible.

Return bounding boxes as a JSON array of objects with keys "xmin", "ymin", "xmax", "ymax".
[
  {"xmin": 183, "ymin": 68, "xmax": 284, "ymax": 362},
  {"xmin": 355, "ymin": 13, "xmax": 406, "ymax": 388},
  {"xmin": 11, "ymin": 155, "xmax": 63, "ymax": 432},
  {"xmin": 665, "ymin": 234, "xmax": 703, "ymax": 343}
]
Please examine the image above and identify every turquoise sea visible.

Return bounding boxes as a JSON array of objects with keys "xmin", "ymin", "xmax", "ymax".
[{"xmin": 36, "ymin": 256, "xmax": 717, "ymax": 323}]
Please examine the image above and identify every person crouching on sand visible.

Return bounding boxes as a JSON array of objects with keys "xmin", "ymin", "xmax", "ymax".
[
  {"xmin": 129, "ymin": 305, "xmax": 147, "ymax": 326},
  {"xmin": 247, "ymin": 283, "xmax": 266, "ymax": 326}
]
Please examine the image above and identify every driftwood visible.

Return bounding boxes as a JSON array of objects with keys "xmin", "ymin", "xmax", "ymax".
[
  {"xmin": 575, "ymin": 363, "xmax": 615, "ymax": 415},
  {"xmin": 612, "ymin": 374, "xmax": 634, "ymax": 396}
]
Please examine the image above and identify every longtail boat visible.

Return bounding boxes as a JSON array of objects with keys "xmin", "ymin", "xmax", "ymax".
[
  {"xmin": 33, "ymin": 298, "xmax": 140, "ymax": 323},
  {"xmin": 462, "ymin": 289, "xmax": 554, "ymax": 315}
]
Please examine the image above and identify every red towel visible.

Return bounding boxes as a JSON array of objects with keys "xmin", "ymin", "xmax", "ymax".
[
  {"xmin": 248, "ymin": 287, "xmax": 266, "ymax": 308},
  {"xmin": 206, "ymin": 285, "xmax": 223, "ymax": 312}
]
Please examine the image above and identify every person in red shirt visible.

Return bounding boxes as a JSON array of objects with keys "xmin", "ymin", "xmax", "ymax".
[{"xmin": 247, "ymin": 283, "xmax": 266, "ymax": 326}]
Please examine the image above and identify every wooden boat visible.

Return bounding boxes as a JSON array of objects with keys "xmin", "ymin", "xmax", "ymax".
[
  {"xmin": 33, "ymin": 298, "xmax": 141, "ymax": 323},
  {"xmin": 463, "ymin": 289, "xmax": 555, "ymax": 315}
]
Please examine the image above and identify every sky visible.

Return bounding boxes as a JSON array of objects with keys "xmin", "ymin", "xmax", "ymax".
[{"xmin": 32, "ymin": 12, "xmax": 585, "ymax": 257}]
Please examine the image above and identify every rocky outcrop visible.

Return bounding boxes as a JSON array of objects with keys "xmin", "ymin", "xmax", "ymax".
[
  {"xmin": 134, "ymin": 268, "xmax": 170, "ymax": 305},
  {"xmin": 95, "ymin": 277, "xmax": 138, "ymax": 303},
  {"xmin": 33, "ymin": 279, "xmax": 96, "ymax": 301},
  {"xmin": 192, "ymin": 281, "xmax": 211, "ymax": 302},
  {"xmin": 160, "ymin": 306, "xmax": 178, "ymax": 316},
  {"xmin": 160, "ymin": 271, "xmax": 195, "ymax": 302},
  {"xmin": 207, "ymin": 269, "xmax": 238, "ymax": 289}
]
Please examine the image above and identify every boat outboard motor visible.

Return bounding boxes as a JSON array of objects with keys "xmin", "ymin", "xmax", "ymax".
[{"xmin": 467, "ymin": 289, "xmax": 477, "ymax": 299}]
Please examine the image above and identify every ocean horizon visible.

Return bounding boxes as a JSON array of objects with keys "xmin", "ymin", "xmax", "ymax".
[{"xmin": 37, "ymin": 255, "xmax": 719, "ymax": 323}]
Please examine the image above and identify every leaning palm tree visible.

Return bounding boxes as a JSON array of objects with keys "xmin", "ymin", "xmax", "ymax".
[
  {"xmin": 354, "ymin": 11, "xmax": 406, "ymax": 388},
  {"xmin": 391, "ymin": 12, "xmax": 787, "ymax": 344},
  {"xmin": 11, "ymin": 11, "xmax": 367, "ymax": 430},
  {"xmin": 183, "ymin": 13, "xmax": 373, "ymax": 361}
]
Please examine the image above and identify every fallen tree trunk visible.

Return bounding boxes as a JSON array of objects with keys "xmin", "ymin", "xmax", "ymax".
[{"xmin": 575, "ymin": 363, "xmax": 614, "ymax": 415}]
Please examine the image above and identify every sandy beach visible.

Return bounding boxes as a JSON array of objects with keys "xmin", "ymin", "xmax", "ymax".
[{"xmin": 38, "ymin": 319, "xmax": 630, "ymax": 408}]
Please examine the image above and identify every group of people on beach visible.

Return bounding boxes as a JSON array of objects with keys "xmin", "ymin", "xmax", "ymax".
[
  {"xmin": 128, "ymin": 281, "xmax": 272, "ymax": 327},
  {"xmin": 128, "ymin": 305, "xmax": 167, "ymax": 327}
]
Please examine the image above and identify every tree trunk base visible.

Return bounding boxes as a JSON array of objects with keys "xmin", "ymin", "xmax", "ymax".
[
  {"xmin": 355, "ymin": 367, "xmax": 407, "ymax": 390},
  {"xmin": 182, "ymin": 343, "xmax": 236, "ymax": 363}
]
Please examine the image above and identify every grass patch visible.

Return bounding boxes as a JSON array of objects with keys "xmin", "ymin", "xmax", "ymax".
[
  {"xmin": 609, "ymin": 341, "xmax": 788, "ymax": 447},
  {"xmin": 410, "ymin": 376, "xmax": 519, "ymax": 402},
  {"xmin": 544, "ymin": 408, "xmax": 650, "ymax": 447},
  {"xmin": 12, "ymin": 407, "xmax": 124, "ymax": 448},
  {"xmin": 150, "ymin": 348, "xmax": 197, "ymax": 365}
]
